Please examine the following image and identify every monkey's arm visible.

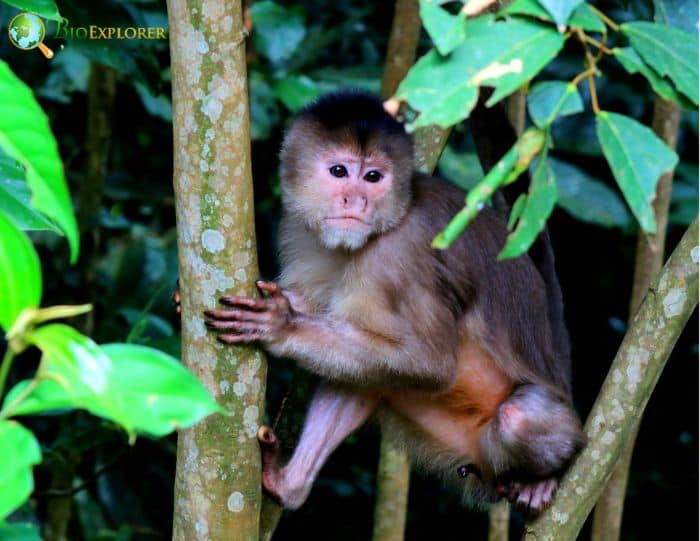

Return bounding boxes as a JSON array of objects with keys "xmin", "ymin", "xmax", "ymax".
[{"xmin": 204, "ymin": 281, "xmax": 456, "ymax": 389}]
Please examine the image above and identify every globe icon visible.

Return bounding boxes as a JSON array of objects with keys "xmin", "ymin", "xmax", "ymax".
[{"xmin": 8, "ymin": 12, "xmax": 45, "ymax": 50}]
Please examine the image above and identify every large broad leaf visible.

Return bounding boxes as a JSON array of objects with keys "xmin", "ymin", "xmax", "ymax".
[
  {"xmin": 5, "ymin": 328, "xmax": 223, "ymax": 438},
  {"xmin": 653, "ymin": 0, "xmax": 698, "ymax": 34},
  {"xmin": 0, "ymin": 0, "xmax": 61, "ymax": 21},
  {"xmin": 527, "ymin": 81, "xmax": 583, "ymax": 128},
  {"xmin": 613, "ymin": 47, "xmax": 695, "ymax": 110},
  {"xmin": 0, "ymin": 421, "xmax": 41, "ymax": 520},
  {"xmin": 0, "ymin": 213, "xmax": 41, "ymax": 332},
  {"xmin": 0, "ymin": 522, "xmax": 41, "ymax": 541},
  {"xmin": 0, "ymin": 61, "xmax": 78, "ymax": 262},
  {"xmin": 537, "ymin": 0, "xmax": 585, "ymax": 26},
  {"xmin": 503, "ymin": 0, "xmax": 605, "ymax": 32},
  {"xmin": 98, "ymin": 343, "xmax": 224, "ymax": 436},
  {"xmin": 549, "ymin": 157, "xmax": 632, "ymax": 228},
  {"xmin": 397, "ymin": 16, "xmax": 565, "ymax": 130},
  {"xmin": 621, "ymin": 22, "xmax": 699, "ymax": 105},
  {"xmin": 499, "ymin": 144, "xmax": 557, "ymax": 259},
  {"xmin": 419, "ymin": 0, "xmax": 468, "ymax": 55},
  {"xmin": 596, "ymin": 111, "xmax": 678, "ymax": 232},
  {"xmin": 249, "ymin": 1, "xmax": 306, "ymax": 64},
  {"xmin": 0, "ymin": 150, "xmax": 61, "ymax": 232}
]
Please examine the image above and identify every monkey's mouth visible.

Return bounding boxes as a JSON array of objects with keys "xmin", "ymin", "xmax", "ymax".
[{"xmin": 324, "ymin": 216, "xmax": 371, "ymax": 227}]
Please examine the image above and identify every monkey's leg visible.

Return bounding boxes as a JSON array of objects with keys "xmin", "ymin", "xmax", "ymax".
[
  {"xmin": 258, "ymin": 384, "xmax": 380, "ymax": 509},
  {"xmin": 480, "ymin": 384, "xmax": 585, "ymax": 514}
]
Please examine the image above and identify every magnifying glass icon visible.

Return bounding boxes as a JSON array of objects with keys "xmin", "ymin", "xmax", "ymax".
[{"xmin": 8, "ymin": 12, "xmax": 55, "ymax": 59}]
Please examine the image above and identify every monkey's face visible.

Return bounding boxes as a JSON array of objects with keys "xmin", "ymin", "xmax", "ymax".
[{"xmin": 282, "ymin": 138, "xmax": 412, "ymax": 251}]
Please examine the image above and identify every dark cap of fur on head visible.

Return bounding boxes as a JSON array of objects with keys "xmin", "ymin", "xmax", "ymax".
[{"xmin": 298, "ymin": 89, "xmax": 410, "ymax": 148}]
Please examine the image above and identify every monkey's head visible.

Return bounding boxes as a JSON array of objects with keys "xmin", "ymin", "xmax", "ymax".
[{"xmin": 280, "ymin": 90, "xmax": 414, "ymax": 251}]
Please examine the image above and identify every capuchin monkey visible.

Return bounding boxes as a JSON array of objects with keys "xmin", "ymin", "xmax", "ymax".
[{"xmin": 204, "ymin": 90, "xmax": 585, "ymax": 515}]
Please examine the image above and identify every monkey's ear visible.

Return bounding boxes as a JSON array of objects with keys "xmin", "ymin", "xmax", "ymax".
[{"xmin": 383, "ymin": 98, "xmax": 401, "ymax": 119}]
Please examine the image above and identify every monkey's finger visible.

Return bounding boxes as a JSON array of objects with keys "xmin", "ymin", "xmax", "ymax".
[
  {"xmin": 217, "ymin": 332, "xmax": 264, "ymax": 344},
  {"xmin": 219, "ymin": 296, "xmax": 268, "ymax": 310},
  {"xmin": 206, "ymin": 319, "xmax": 269, "ymax": 333},
  {"xmin": 204, "ymin": 309, "xmax": 269, "ymax": 322},
  {"xmin": 256, "ymin": 280, "xmax": 283, "ymax": 298}
]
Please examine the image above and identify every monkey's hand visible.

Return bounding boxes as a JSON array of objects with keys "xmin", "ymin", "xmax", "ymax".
[{"xmin": 204, "ymin": 280, "xmax": 295, "ymax": 347}]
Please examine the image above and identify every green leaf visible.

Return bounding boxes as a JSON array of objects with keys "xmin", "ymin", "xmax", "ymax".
[
  {"xmin": 0, "ymin": 213, "xmax": 41, "ymax": 332},
  {"xmin": 0, "ymin": 0, "xmax": 61, "ymax": 21},
  {"xmin": 596, "ymin": 111, "xmax": 678, "ymax": 232},
  {"xmin": 397, "ymin": 16, "xmax": 564, "ymax": 129},
  {"xmin": 272, "ymin": 74, "xmax": 322, "ymax": 112},
  {"xmin": 549, "ymin": 157, "xmax": 632, "ymax": 228},
  {"xmin": 613, "ymin": 47, "xmax": 695, "ymax": 110},
  {"xmin": 537, "ymin": 0, "xmax": 584, "ymax": 26},
  {"xmin": 653, "ymin": 0, "xmax": 698, "ymax": 34},
  {"xmin": 0, "ymin": 421, "xmax": 41, "ymax": 520},
  {"xmin": 0, "ymin": 522, "xmax": 42, "ymax": 541},
  {"xmin": 503, "ymin": 0, "xmax": 603, "ymax": 31},
  {"xmin": 0, "ymin": 150, "xmax": 62, "ymax": 232},
  {"xmin": 419, "ymin": 0, "xmax": 468, "ymax": 55},
  {"xmin": 5, "ymin": 328, "xmax": 222, "ymax": 438},
  {"xmin": 527, "ymin": 81, "xmax": 583, "ymax": 128},
  {"xmin": 499, "ymin": 143, "xmax": 557, "ymax": 259},
  {"xmin": 249, "ymin": 1, "xmax": 306, "ymax": 64},
  {"xmin": 99, "ymin": 343, "xmax": 224, "ymax": 436},
  {"xmin": 0, "ymin": 61, "xmax": 79, "ymax": 262},
  {"xmin": 621, "ymin": 22, "xmax": 699, "ymax": 104}
]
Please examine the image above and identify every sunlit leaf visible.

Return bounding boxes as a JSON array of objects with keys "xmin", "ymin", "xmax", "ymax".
[
  {"xmin": 0, "ymin": 213, "xmax": 41, "ymax": 332},
  {"xmin": 621, "ymin": 22, "xmax": 699, "ymax": 104},
  {"xmin": 527, "ymin": 81, "xmax": 583, "ymax": 127},
  {"xmin": 499, "ymin": 144, "xmax": 557, "ymax": 259},
  {"xmin": 397, "ymin": 16, "xmax": 564, "ymax": 129},
  {"xmin": 99, "ymin": 343, "xmax": 224, "ymax": 436},
  {"xmin": 249, "ymin": 1, "xmax": 306, "ymax": 64},
  {"xmin": 537, "ymin": 0, "xmax": 584, "ymax": 26},
  {"xmin": 0, "ymin": 421, "xmax": 41, "ymax": 520},
  {"xmin": 613, "ymin": 47, "xmax": 695, "ymax": 110},
  {"xmin": 596, "ymin": 111, "xmax": 678, "ymax": 232},
  {"xmin": 5, "ymin": 327, "xmax": 222, "ymax": 438},
  {"xmin": 503, "ymin": 0, "xmax": 605, "ymax": 32},
  {"xmin": 0, "ymin": 61, "xmax": 79, "ymax": 262},
  {"xmin": 0, "ymin": 0, "xmax": 61, "ymax": 21},
  {"xmin": 549, "ymin": 157, "xmax": 632, "ymax": 228},
  {"xmin": 419, "ymin": 0, "xmax": 467, "ymax": 55}
]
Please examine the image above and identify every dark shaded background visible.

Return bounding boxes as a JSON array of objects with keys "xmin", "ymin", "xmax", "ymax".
[{"xmin": 1, "ymin": 1, "xmax": 697, "ymax": 540}]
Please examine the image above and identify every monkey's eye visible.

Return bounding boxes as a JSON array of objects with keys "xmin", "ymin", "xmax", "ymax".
[
  {"xmin": 329, "ymin": 165, "xmax": 348, "ymax": 178},
  {"xmin": 363, "ymin": 170, "xmax": 383, "ymax": 183}
]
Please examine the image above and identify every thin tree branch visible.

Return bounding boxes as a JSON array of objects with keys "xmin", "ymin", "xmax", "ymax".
[
  {"xmin": 590, "ymin": 97, "xmax": 682, "ymax": 541},
  {"xmin": 524, "ymin": 217, "xmax": 699, "ymax": 540}
]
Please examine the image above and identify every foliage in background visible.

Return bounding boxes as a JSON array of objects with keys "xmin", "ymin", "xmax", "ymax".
[{"xmin": 0, "ymin": 0, "xmax": 696, "ymax": 539}]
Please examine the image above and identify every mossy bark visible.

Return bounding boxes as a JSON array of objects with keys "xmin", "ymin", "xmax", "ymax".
[
  {"xmin": 524, "ymin": 218, "xmax": 698, "ymax": 541},
  {"xmin": 167, "ymin": 1, "xmax": 266, "ymax": 540}
]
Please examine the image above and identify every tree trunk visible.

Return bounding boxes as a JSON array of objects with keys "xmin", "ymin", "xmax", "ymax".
[
  {"xmin": 168, "ymin": 2, "xmax": 266, "ymax": 540},
  {"xmin": 589, "ymin": 97, "xmax": 681, "ymax": 541},
  {"xmin": 524, "ymin": 217, "xmax": 698, "ymax": 541}
]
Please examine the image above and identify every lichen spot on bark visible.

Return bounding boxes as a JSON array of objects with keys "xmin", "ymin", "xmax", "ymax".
[
  {"xmin": 202, "ymin": 229, "xmax": 225, "ymax": 253},
  {"xmin": 662, "ymin": 287, "xmax": 685, "ymax": 318},
  {"xmin": 243, "ymin": 405, "xmax": 260, "ymax": 438},
  {"xmin": 553, "ymin": 511, "xmax": 569, "ymax": 525},
  {"xmin": 691, "ymin": 246, "xmax": 699, "ymax": 264},
  {"xmin": 227, "ymin": 491, "xmax": 245, "ymax": 512}
]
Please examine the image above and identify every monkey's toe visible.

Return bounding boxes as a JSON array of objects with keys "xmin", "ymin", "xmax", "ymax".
[
  {"xmin": 258, "ymin": 425, "xmax": 278, "ymax": 447},
  {"xmin": 498, "ymin": 478, "xmax": 557, "ymax": 517}
]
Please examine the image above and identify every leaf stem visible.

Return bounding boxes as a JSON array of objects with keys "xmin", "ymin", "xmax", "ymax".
[
  {"xmin": 0, "ymin": 347, "xmax": 14, "ymax": 401},
  {"xmin": 590, "ymin": 6, "xmax": 620, "ymax": 33},
  {"xmin": 0, "ymin": 378, "xmax": 37, "ymax": 420},
  {"xmin": 571, "ymin": 66, "xmax": 597, "ymax": 87},
  {"xmin": 581, "ymin": 33, "xmax": 613, "ymax": 55}
]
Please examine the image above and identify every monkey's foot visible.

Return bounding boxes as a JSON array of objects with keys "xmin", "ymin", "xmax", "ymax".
[
  {"xmin": 172, "ymin": 280, "xmax": 181, "ymax": 315},
  {"xmin": 257, "ymin": 425, "xmax": 284, "ymax": 505},
  {"xmin": 496, "ymin": 478, "xmax": 557, "ymax": 516}
]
